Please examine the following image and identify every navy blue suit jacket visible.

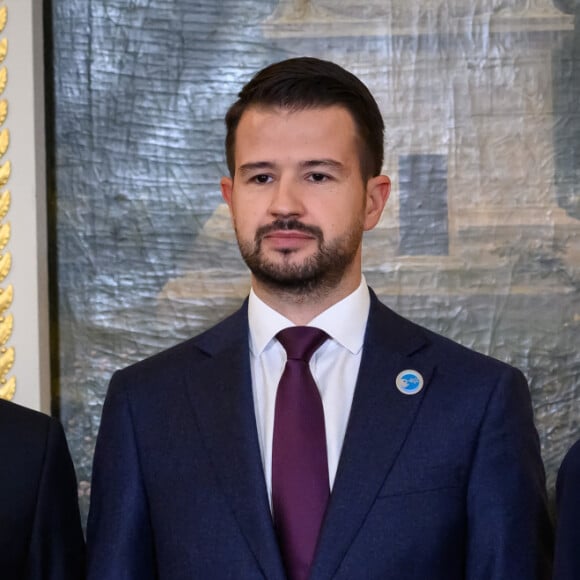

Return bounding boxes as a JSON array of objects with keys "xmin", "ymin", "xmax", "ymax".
[
  {"xmin": 87, "ymin": 292, "xmax": 552, "ymax": 579},
  {"xmin": 554, "ymin": 439, "xmax": 580, "ymax": 579},
  {"xmin": 0, "ymin": 399, "xmax": 85, "ymax": 579}
]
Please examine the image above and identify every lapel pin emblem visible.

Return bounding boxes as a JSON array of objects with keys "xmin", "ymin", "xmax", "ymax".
[{"xmin": 395, "ymin": 369, "xmax": 424, "ymax": 395}]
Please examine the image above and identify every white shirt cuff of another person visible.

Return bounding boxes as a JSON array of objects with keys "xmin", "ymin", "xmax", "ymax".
[{"xmin": 248, "ymin": 278, "xmax": 370, "ymax": 507}]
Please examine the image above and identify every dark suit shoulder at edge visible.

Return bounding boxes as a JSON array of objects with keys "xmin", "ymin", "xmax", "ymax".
[
  {"xmin": 558, "ymin": 439, "xmax": 580, "ymax": 486},
  {"xmin": 0, "ymin": 399, "xmax": 54, "ymax": 438}
]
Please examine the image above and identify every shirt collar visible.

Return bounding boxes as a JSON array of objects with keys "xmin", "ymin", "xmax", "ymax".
[{"xmin": 248, "ymin": 277, "xmax": 370, "ymax": 356}]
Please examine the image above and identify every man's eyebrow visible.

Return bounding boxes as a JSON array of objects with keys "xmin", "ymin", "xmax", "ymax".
[
  {"xmin": 300, "ymin": 159, "xmax": 344, "ymax": 170},
  {"xmin": 238, "ymin": 161, "xmax": 276, "ymax": 174},
  {"xmin": 237, "ymin": 159, "xmax": 345, "ymax": 174}
]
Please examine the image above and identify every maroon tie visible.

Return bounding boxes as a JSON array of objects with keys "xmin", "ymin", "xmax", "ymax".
[{"xmin": 272, "ymin": 326, "xmax": 330, "ymax": 580}]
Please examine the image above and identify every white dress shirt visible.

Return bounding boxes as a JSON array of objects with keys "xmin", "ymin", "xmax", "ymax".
[{"xmin": 248, "ymin": 278, "xmax": 370, "ymax": 505}]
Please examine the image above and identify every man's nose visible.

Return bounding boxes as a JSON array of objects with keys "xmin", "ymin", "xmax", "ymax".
[{"xmin": 268, "ymin": 177, "xmax": 305, "ymax": 218}]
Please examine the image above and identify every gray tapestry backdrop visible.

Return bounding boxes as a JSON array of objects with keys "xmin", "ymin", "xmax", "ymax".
[{"xmin": 50, "ymin": 0, "xmax": 580, "ymax": 520}]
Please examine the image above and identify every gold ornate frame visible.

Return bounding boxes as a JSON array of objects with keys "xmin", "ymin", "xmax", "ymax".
[{"xmin": 0, "ymin": 3, "xmax": 15, "ymax": 400}]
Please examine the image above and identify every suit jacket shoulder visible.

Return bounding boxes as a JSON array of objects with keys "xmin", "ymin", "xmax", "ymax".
[
  {"xmin": 554, "ymin": 439, "xmax": 580, "ymax": 579},
  {"xmin": 315, "ymin": 290, "xmax": 552, "ymax": 579},
  {"xmin": 88, "ymin": 299, "xmax": 283, "ymax": 580},
  {"xmin": 558, "ymin": 439, "xmax": 580, "ymax": 483},
  {"xmin": 0, "ymin": 400, "xmax": 85, "ymax": 579}
]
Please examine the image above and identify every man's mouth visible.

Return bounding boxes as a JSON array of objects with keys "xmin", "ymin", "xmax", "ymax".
[
  {"xmin": 262, "ymin": 230, "xmax": 316, "ymax": 250},
  {"xmin": 255, "ymin": 219, "xmax": 323, "ymax": 245}
]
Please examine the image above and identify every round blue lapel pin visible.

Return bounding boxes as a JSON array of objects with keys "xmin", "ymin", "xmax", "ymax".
[{"xmin": 395, "ymin": 369, "xmax": 424, "ymax": 395}]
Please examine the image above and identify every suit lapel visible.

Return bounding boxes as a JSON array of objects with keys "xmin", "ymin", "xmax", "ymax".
[
  {"xmin": 311, "ymin": 293, "xmax": 435, "ymax": 580},
  {"xmin": 184, "ymin": 304, "xmax": 285, "ymax": 580}
]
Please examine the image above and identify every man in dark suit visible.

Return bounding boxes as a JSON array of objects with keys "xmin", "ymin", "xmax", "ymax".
[
  {"xmin": 0, "ymin": 398, "xmax": 85, "ymax": 579},
  {"xmin": 87, "ymin": 57, "xmax": 552, "ymax": 579},
  {"xmin": 554, "ymin": 439, "xmax": 580, "ymax": 579}
]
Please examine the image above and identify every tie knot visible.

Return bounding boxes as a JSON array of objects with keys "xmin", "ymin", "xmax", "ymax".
[{"xmin": 276, "ymin": 326, "xmax": 328, "ymax": 363}]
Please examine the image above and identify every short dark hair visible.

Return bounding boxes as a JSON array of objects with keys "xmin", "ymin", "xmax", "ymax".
[{"xmin": 224, "ymin": 57, "xmax": 384, "ymax": 181}]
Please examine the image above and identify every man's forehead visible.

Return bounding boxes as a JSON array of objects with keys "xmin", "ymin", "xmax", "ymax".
[
  {"xmin": 238, "ymin": 103, "xmax": 356, "ymax": 125},
  {"xmin": 235, "ymin": 110, "xmax": 356, "ymax": 157},
  {"xmin": 231, "ymin": 104, "xmax": 363, "ymax": 177}
]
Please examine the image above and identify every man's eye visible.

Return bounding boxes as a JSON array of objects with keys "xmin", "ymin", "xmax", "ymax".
[
  {"xmin": 252, "ymin": 174, "xmax": 271, "ymax": 184},
  {"xmin": 308, "ymin": 173, "xmax": 329, "ymax": 182}
]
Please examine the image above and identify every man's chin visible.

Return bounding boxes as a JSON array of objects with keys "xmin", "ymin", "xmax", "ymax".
[
  {"xmin": 251, "ymin": 249, "xmax": 317, "ymax": 271},
  {"xmin": 240, "ymin": 234, "xmax": 360, "ymax": 295},
  {"xmin": 251, "ymin": 270, "xmax": 323, "ymax": 294},
  {"xmin": 263, "ymin": 246, "xmax": 314, "ymax": 262},
  {"xmin": 252, "ymin": 263, "xmax": 315, "ymax": 285},
  {"xmin": 248, "ymin": 258, "xmax": 342, "ymax": 295}
]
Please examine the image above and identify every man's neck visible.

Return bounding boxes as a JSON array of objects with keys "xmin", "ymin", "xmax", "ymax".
[{"xmin": 250, "ymin": 273, "xmax": 363, "ymax": 325}]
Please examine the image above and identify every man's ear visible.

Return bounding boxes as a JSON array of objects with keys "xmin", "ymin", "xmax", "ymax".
[
  {"xmin": 364, "ymin": 174, "xmax": 391, "ymax": 231},
  {"xmin": 220, "ymin": 176, "xmax": 234, "ymax": 209}
]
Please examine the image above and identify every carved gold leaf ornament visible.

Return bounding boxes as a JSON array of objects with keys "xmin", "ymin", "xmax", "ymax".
[
  {"xmin": 0, "ymin": 38, "xmax": 7, "ymax": 64},
  {"xmin": 0, "ymin": 252, "xmax": 10, "ymax": 282},
  {"xmin": 0, "ymin": 7, "xmax": 6, "ymax": 34},
  {"xmin": 0, "ymin": 376, "xmax": 15, "ymax": 400},
  {"xmin": 0, "ymin": 312, "xmax": 13, "ymax": 345},
  {"xmin": 0, "ymin": 189, "xmax": 10, "ymax": 220},
  {"xmin": 0, "ymin": 100, "xmax": 7, "ymax": 126},
  {"xmin": 0, "ymin": 222, "xmax": 9, "ymax": 250},
  {"xmin": 0, "ymin": 159, "xmax": 10, "ymax": 186},
  {"xmin": 0, "ymin": 3, "xmax": 12, "ymax": 401},
  {"xmin": 0, "ymin": 68, "xmax": 7, "ymax": 96},
  {"xmin": 0, "ymin": 128, "xmax": 9, "ymax": 157},
  {"xmin": 0, "ymin": 345, "xmax": 14, "ymax": 376},
  {"xmin": 0, "ymin": 284, "xmax": 13, "ymax": 314}
]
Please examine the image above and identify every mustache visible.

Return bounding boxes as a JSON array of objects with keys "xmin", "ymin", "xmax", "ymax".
[{"xmin": 255, "ymin": 219, "xmax": 323, "ymax": 242}]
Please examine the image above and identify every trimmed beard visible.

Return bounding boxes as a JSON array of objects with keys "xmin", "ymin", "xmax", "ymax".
[{"xmin": 236, "ymin": 218, "xmax": 363, "ymax": 296}]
